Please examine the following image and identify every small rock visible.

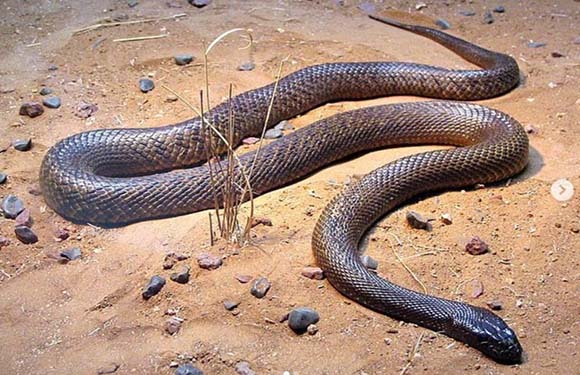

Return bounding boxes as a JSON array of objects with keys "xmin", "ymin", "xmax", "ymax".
[
  {"xmin": 493, "ymin": 5, "xmax": 505, "ymax": 13},
  {"xmin": 242, "ymin": 137, "xmax": 260, "ymax": 145},
  {"xmin": 223, "ymin": 300, "xmax": 240, "ymax": 311},
  {"xmin": 127, "ymin": 0, "xmax": 139, "ymax": 8},
  {"xmin": 516, "ymin": 299, "xmax": 524, "ymax": 308},
  {"xmin": 415, "ymin": 3, "xmax": 427, "ymax": 11},
  {"xmin": 483, "ymin": 10, "xmax": 494, "ymax": 24},
  {"xmin": 28, "ymin": 185, "xmax": 42, "ymax": 196},
  {"xmin": 164, "ymin": 252, "xmax": 188, "ymax": 269},
  {"xmin": 0, "ymin": 237, "xmax": 11, "ymax": 249},
  {"xmin": 487, "ymin": 300, "xmax": 503, "ymax": 311},
  {"xmin": 15, "ymin": 209, "xmax": 32, "ymax": 227},
  {"xmin": 175, "ymin": 364, "xmax": 203, "ymax": 375},
  {"xmin": 2, "ymin": 195, "xmax": 25, "ymax": 219},
  {"xmin": 142, "ymin": 275, "xmax": 166, "ymax": 299},
  {"xmin": 525, "ymin": 124, "xmax": 537, "ymax": 134},
  {"xmin": 60, "ymin": 247, "xmax": 82, "ymax": 261},
  {"xmin": 39, "ymin": 87, "xmax": 53, "ymax": 96},
  {"xmin": 166, "ymin": 95, "xmax": 178, "ymax": 102},
  {"xmin": 288, "ymin": 307, "xmax": 320, "ymax": 334},
  {"xmin": 237, "ymin": 62, "xmax": 255, "ymax": 71},
  {"xmin": 574, "ymin": 37, "xmax": 580, "ymax": 45},
  {"xmin": 175, "ymin": 54, "xmax": 194, "ymax": 66},
  {"xmin": 19, "ymin": 102, "xmax": 44, "ymax": 118},
  {"xmin": 406, "ymin": 211, "xmax": 432, "ymax": 231},
  {"xmin": 250, "ymin": 276, "xmax": 271, "ymax": 298},
  {"xmin": 75, "ymin": 101, "xmax": 98, "ymax": 118},
  {"xmin": 197, "ymin": 253, "xmax": 223, "ymax": 270},
  {"xmin": 360, "ymin": 255, "xmax": 378, "ymax": 270},
  {"xmin": 264, "ymin": 128, "xmax": 283, "ymax": 139},
  {"xmin": 301, "ymin": 266, "xmax": 325, "ymax": 280},
  {"xmin": 235, "ymin": 274, "xmax": 252, "ymax": 283},
  {"xmin": 459, "ymin": 10, "xmax": 476, "ymax": 16},
  {"xmin": 42, "ymin": 96, "xmax": 61, "ymax": 109},
  {"xmin": 435, "ymin": 19, "xmax": 451, "ymax": 30},
  {"xmin": 165, "ymin": 316, "xmax": 183, "ymax": 335},
  {"xmin": 54, "ymin": 228, "xmax": 70, "ymax": 241},
  {"xmin": 251, "ymin": 217, "xmax": 272, "ymax": 227},
  {"xmin": 14, "ymin": 225, "xmax": 38, "ymax": 244},
  {"xmin": 471, "ymin": 279, "xmax": 484, "ymax": 298},
  {"xmin": 307, "ymin": 324, "xmax": 319, "ymax": 335},
  {"xmin": 551, "ymin": 52, "xmax": 565, "ymax": 58},
  {"xmin": 527, "ymin": 41, "xmax": 546, "ymax": 48},
  {"xmin": 465, "ymin": 236, "xmax": 489, "ymax": 255},
  {"xmin": 440, "ymin": 213, "xmax": 453, "ymax": 225},
  {"xmin": 13, "ymin": 139, "xmax": 32, "ymax": 151},
  {"xmin": 0, "ymin": 173, "xmax": 6, "ymax": 184},
  {"xmin": 235, "ymin": 361, "xmax": 256, "ymax": 375},
  {"xmin": 48, "ymin": 64, "xmax": 58, "ymax": 71},
  {"xmin": 170, "ymin": 266, "xmax": 190, "ymax": 284},
  {"xmin": 357, "ymin": 1, "xmax": 376, "ymax": 14},
  {"xmin": 139, "ymin": 78, "xmax": 155, "ymax": 93},
  {"xmin": 97, "ymin": 363, "xmax": 120, "ymax": 374},
  {"xmin": 274, "ymin": 120, "xmax": 294, "ymax": 131},
  {"xmin": 188, "ymin": 0, "xmax": 210, "ymax": 8}
]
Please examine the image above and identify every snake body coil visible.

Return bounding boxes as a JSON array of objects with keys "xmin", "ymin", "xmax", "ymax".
[{"xmin": 40, "ymin": 17, "xmax": 527, "ymax": 363}]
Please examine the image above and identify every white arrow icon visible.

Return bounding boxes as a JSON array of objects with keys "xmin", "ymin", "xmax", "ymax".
[{"xmin": 551, "ymin": 179, "xmax": 574, "ymax": 202}]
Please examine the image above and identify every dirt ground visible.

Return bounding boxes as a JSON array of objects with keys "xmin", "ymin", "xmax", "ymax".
[{"xmin": 0, "ymin": 0, "xmax": 578, "ymax": 374}]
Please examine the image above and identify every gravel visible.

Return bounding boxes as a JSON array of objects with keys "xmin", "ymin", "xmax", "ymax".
[
  {"xmin": 139, "ymin": 78, "xmax": 155, "ymax": 93},
  {"xmin": 14, "ymin": 225, "xmax": 38, "ymax": 244},
  {"xmin": 142, "ymin": 275, "xmax": 166, "ymax": 299},
  {"xmin": 250, "ymin": 276, "xmax": 271, "ymax": 298},
  {"xmin": 42, "ymin": 96, "xmax": 61, "ymax": 109},
  {"xmin": 2, "ymin": 195, "xmax": 25, "ymax": 219},
  {"xmin": 19, "ymin": 102, "xmax": 44, "ymax": 118},
  {"xmin": 288, "ymin": 307, "xmax": 320, "ymax": 334}
]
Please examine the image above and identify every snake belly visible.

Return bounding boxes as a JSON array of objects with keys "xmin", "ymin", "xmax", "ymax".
[{"xmin": 39, "ymin": 17, "xmax": 528, "ymax": 363}]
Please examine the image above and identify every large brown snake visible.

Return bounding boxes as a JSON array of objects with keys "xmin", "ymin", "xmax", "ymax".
[{"xmin": 40, "ymin": 16, "xmax": 528, "ymax": 363}]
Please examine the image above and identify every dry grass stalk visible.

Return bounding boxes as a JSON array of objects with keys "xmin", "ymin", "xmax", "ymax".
[
  {"xmin": 73, "ymin": 13, "xmax": 187, "ymax": 35},
  {"xmin": 113, "ymin": 34, "xmax": 168, "ymax": 43}
]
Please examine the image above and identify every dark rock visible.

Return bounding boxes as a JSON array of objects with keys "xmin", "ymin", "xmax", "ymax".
[
  {"xmin": 242, "ymin": 137, "xmax": 260, "ymax": 145},
  {"xmin": 465, "ymin": 236, "xmax": 489, "ymax": 255},
  {"xmin": 406, "ymin": 211, "xmax": 432, "ymax": 231},
  {"xmin": 164, "ymin": 252, "xmax": 188, "ymax": 269},
  {"xmin": 301, "ymin": 266, "xmax": 325, "ymax": 280},
  {"xmin": 0, "ymin": 173, "xmax": 6, "ymax": 184},
  {"xmin": 493, "ymin": 5, "xmax": 505, "ymax": 13},
  {"xmin": 235, "ymin": 274, "xmax": 252, "ymax": 283},
  {"xmin": 250, "ymin": 276, "xmax": 271, "ymax": 298},
  {"xmin": 235, "ymin": 361, "xmax": 256, "ymax": 375},
  {"xmin": 165, "ymin": 316, "xmax": 183, "ymax": 335},
  {"xmin": 487, "ymin": 300, "xmax": 503, "ymax": 311},
  {"xmin": 527, "ymin": 41, "xmax": 546, "ymax": 48},
  {"xmin": 264, "ymin": 128, "xmax": 282, "ymax": 139},
  {"xmin": 19, "ymin": 102, "xmax": 44, "ymax": 118},
  {"xmin": 551, "ymin": 52, "xmax": 565, "ymax": 58},
  {"xmin": 274, "ymin": 120, "xmax": 294, "ymax": 131},
  {"xmin": 139, "ymin": 78, "xmax": 155, "ymax": 93},
  {"xmin": 459, "ymin": 10, "xmax": 476, "ymax": 16},
  {"xmin": 60, "ymin": 247, "xmax": 82, "ymax": 261},
  {"xmin": 97, "ymin": 363, "xmax": 120, "ymax": 374},
  {"xmin": 2, "ymin": 195, "xmax": 25, "ymax": 219},
  {"xmin": 39, "ymin": 87, "xmax": 53, "ymax": 96},
  {"xmin": 0, "ymin": 237, "xmax": 10, "ymax": 249},
  {"xmin": 175, "ymin": 54, "xmax": 194, "ymax": 65},
  {"xmin": 525, "ymin": 124, "xmax": 537, "ymax": 134},
  {"xmin": 48, "ymin": 64, "xmax": 58, "ymax": 71},
  {"xmin": 251, "ymin": 217, "xmax": 272, "ymax": 227},
  {"xmin": 223, "ymin": 300, "xmax": 240, "ymax": 311},
  {"xmin": 237, "ymin": 62, "xmax": 255, "ymax": 71},
  {"xmin": 54, "ymin": 228, "xmax": 70, "ymax": 241},
  {"xmin": 440, "ymin": 213, "xmax": 453, "ymax": 225},
  {"xmin": 188, "ymin": 0, "xmax": 210, "ymax": 8},
  {"xmin": 14, "ymin": 226, "xmax": 38, "ymax": 244},
  {"xmin": 288, "ymin": 307, "xmax": 320, "ymax": 334},
  {"xmin": 435, "ymin": 19, "xmax": 451, "ymax": 30},
  {"xmin": 175, "ymin": 363, "xmax": 203, "ymax": 375},
  {"xmin": 13, "ymin": 139, "xmax": 32, "ymax": 151},
  {"xmin": 127, "ymin": 0, "xmax": 139, "ymax": 7},
  {"xmin": 483, "ymin": 10, "xmax": 494, "ymax": 24},
  {"xmin": 360, "ymin": 255, "xmax": 378, "ymax": 270},
  {"xmin": 75, "ymin": 101, "xmax": 98, "ymax": 118},
  {"xmin": 15, "ymin": 209, "xmax": 32, "ymax": 227},
  {"xmin": 42, "ymin": 96, "xmax": 61, "ymax": 109},
  {"xmin": 197, "ymin": 253, "xmax": 223, "ymax": 270},
  {"xmin": 142, "ymin": 275, "xmax": 166, "ymax": 299},
  {"xmin": 170, "ymin": 266, "xmax": 190, "ymax": 284}
]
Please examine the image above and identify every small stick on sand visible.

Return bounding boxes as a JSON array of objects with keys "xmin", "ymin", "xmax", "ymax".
[
  {"xmin": 73, "ymin": 13, "xmax": 187, "ymax": 35},
  {"xmin": 113, "ymin": 34, "xmax": 168, "ymax": 43}
]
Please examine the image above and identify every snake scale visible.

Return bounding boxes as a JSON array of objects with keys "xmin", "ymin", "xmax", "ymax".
[{"xmin": 40, "ymin": 16, "xmax": 527, "ymax": 363}]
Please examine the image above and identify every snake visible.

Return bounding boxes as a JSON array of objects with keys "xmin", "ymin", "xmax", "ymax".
[{"xmin": 40, "ymin": 16, "xmax": 527, "ymax": 363}]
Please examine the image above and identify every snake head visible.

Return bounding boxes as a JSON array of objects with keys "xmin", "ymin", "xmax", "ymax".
[{"xmin": 449, "ymin": 306, "xmax": 523, "ymax": 364}]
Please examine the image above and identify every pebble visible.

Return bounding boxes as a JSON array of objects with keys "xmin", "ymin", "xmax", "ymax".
[
  {"xmin": 360, "ymin": 255, "xmax": 378, "ymax": 270},
  {"xmin": 487, "ymin": 300, "xmax": 503, "ymax": 311},
  {"xmin": 307, "ymin": 324, "xmax": 319, "ymax": 335},
  {"xmin": 525, "ymin": 124, "xmax": 537, "ymax": 134},
  {"xmin": 13, "ymin": 139, "xmax": 32, "ymax": 151},
  {"xmin": 435, "ymin": 19, "xmax": 451, "ymax": 30},
  {"xmin": 471, "ymin": 279, "xmax": 484, "ymax": 298},
  {"xmin": 170, "ymin": 266, "xmax": 190, "ymax": 284},
  {"xmin": 54, "ymin": 228, "xmax": 70, "ymax": 241},
  {"xmin": 166, "ymin": 95, "xmax": 178, "ymax": 102},
  {"xmin": 42, "ymin": 96, "xmax": 61, "ymax": 109},
  {"xmin": 175, "ymin": 54, "xmax": 194, "ymax": 66},
  {"xmin": 440, "ymin": 213, "xmax": 453, "ymax": 225},
  {"xmin": 250, "ymin": 276, "xmax": 271, "ymax": 298},
  {"xmin": 223, "ymin": 300, "xmax": 240, "ymax": 311},
  {"xmin": 465, "ymin": 236, "xmax": 489, "ymax": 255},
  {"xmin": 406, "ymin": 211, "xmax": 431, "ymax": 231},
  {"xmin": 264, "ymin": 128, "xmax": 283, "ymax": 139},
  {"xmin": 97, "ymin": 363, "xmax": 120, "ymax": 374},
  {"xmin": 15, "ymin": 209, "xmax": 32, "ymax": 227},
  {"xmin": 165, "ymin": 316, "xmax": 183, "ymax": 335},
  {"xmin": 301, "ymin": 266, "xmax": 325, "ymax": 280},
  {"xmin": 483, "ymin": 10, "xmax": 494, "ymax": 24},
  {"xmin": 242, "ymin": 137, "xmax": 260, "ymax": 145},
  {"xmin": 75, "ymin": 101, "xmax": 98, "ymax": 118},
  {"xmin": 14, "ymin": 225, "xmax": 38, "ymax": 244},
  {"xmin": 0, "ymin": 237, "xmax": 11, "ymax": 248},
  {"xmin": 39, "ymin": 87, "xmax": 53, "ymax": 96},
  {"xmin": 238, "ymin": 62, "xmax": 255, "ymax": 71},
  {"xmin": 19, "ymin": 102, "xmax": 44, "ymax": 118},
  {"xmin": 551, "ymin": 52, "xmax": 565, "ymax": 58},
  {"xmin": 235, "ymin": 361, "xmax": 256, "ymax": 375},
  {"xmin": 235, "ymin": 274, "xmax": 252, "ymax": 283},
  {"xmin": 139, "ymin": 78, "xmax": 155, "ymax": 93},
  {"xmin": 527, "ymin": 41, "xmax": 546, "ymax": 48},
  {"xmin": 288, "ymin": 307, "xmax": 320, "ymax": 334},
  {"xmin": 60, "ymin": 247, "xmax": 82, "ymax": 262},
  {"xmin": 274, "ymin": 120, "xmax": 294, "ymax": 131},
  {"xmin": 175, "ymin": 363, "xmax": 203, "ymax": 375},
  {"xmin": 493, "ymin": 5, "xmax": 505, "ymax": 13},
  {"xmin": 0, "ymin": 173, "xmax": 6, "ymax": 184},
  {"xmin": 142, "ymin": 275, "xmax": 166, "ymax": 299},
  {"xmin": 459, "ymin": 10, "xmax": 476, "ymax": 16},
  {"xmin": 2, "ymin": 195, "xmax": 25, "ymax": 219},
  {"xmin": 188, "ymin": 0, "xmax": 210, "ymax": 8},
  {"xmin": 251, "ymin": 217, "xmax": 273, "ymax": 227},
  {"xmin": 128, "ymin": 0, "xmax": 139, "ymax": 8},
  {"xmin": 197, "ymin": 253, "xmax": 223, "ymax": 270},
  {"xmin": 48, "ymin": 64, "xmax": 58, "ymax": 71}
]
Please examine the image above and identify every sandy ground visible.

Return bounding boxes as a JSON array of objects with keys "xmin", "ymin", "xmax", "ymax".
[{"xmin": 0, "ymin": 0, "xmax": 579, "ymax": 374}]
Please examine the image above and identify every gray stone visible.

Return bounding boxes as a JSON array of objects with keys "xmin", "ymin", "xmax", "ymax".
[
  {"xmin": 435, "ymin": 19, "xmax": 451, "ymax": 30},
  {"xmin": 288, "ymin": 307, "xmax": 320, "ymax": 334},
  {"xmin": 360, "ymin": 255, "xmax": 378, "ymax": 271},
  {"xmin": 235, "ymin": 361, "xmax": 256, "ymax": 375},
  {"xmin": 483, "ymin": 10, "xmax": 494, "ymax": 24},
  {"xmin": 459, "ymin": 10, "xmax": 476, "ymax": 16},
  {"xmin": 142, "ymin": 275, "xmax": 166, "ymax": 299},
  {"xmin": 274, "ymin": 120, "xmax": 294, "ymax": 131},
  {"xmin": 197, "ymin": 253, "xmax": 223, "ymax": 270},
  {"xmin": 223, "ymin": 300, "xmax": 240, "ymax": 311},
  {"xmin": 139, "ymin": 78, "xmax": 155, "ymax": 93},
  {"xmin": 14, "ymin": 226, "xmax": 38, "ymax": 244},
  {"xmin": 170, "ymin": 266, "xmax": 190, "ymax": 284},
  {"xmin": 188, "ymin": 0, "xmax": 210, "ymax": 8},
  {"xmin": 48, "ymin": 64, "xmax": 58, "ymax": 71},
  {"xmin": 19, "ymin": 102, "xmax": 44, "ymax": 118},
  {"xmin": 0, "ymin": 173, "xmax": 6, "ymax": 184},
  {"xmin": 237, "ymin": 62, "xmax": 255, "ymax": 71},
  {"xmin": 175, "ymin": 364, "xmax": 203, "ymax": 375},
  {"xmin": 2, "ymin": 195, "xmax": 25, "ymax": 219},
  {"xmin": 264, "ymin": 128, "xmax": 282, "ymax": 139},
  {"xmin": 43, "ymin": 96, "xmax": 61, "ymax": 109},
  {"xmin": 493, "ymin": 5, "xmax": 505, "ymax": 13},
  {"xmin": 127, "ymin": 0, "xmax": 139, "ymax": 7},
  {"xmin": 39, "ymin": 87, "xmax": 53, "ymax": 96},
  {"xmin": 60, "ymin": 247, "xmax": 82, "ymax": 261},
  {"xmin": 175, "ymin": 54, "xmax": 194, "ymax": 66},
  {"xmin": 527, "ymin": 41, "xmax": 546, "ymax": 48},
  {"xmin": 406, "ymin": 211, "xmax": 432, "ymax": 231},
  {"xmin": 165, "ymin": 316, "xmax": 183, "ymax": 335},
  {"xmin": 250, "ymin": 277, "xmax": 271, "ymax": 298},
  {"xmin": 13, "ymin": 139, "xmax": 32, "ymax": 151}
]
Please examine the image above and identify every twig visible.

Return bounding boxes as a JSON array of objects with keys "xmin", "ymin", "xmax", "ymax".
[
  {"xmin": 73, "ymin": 13, "xmax": 187, "ymax": 35},
  {"xmin": 387, "ymin": 234, "xmax": 427, "ymax": 293},
  {"xmin": 113, "ymin": 34, "xmax": 167, "ymax": 43},
  {"xmin": 400, "ymin": 333, "xmax": 424, "ymax": 375},
  {"xmin": 209, "ymin": 213, "xmax": 214, "ymax": 246}
]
